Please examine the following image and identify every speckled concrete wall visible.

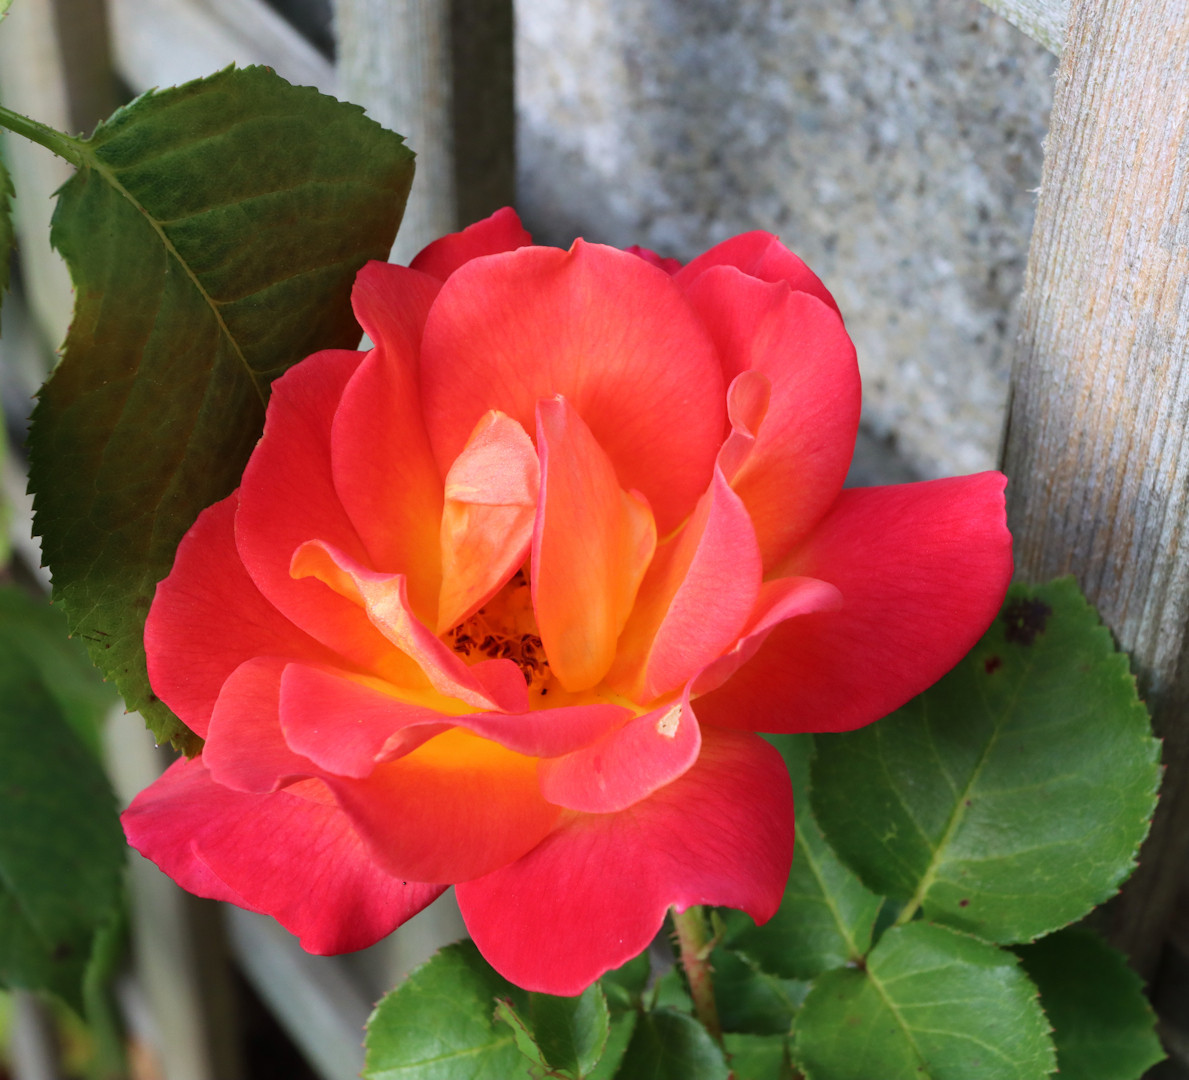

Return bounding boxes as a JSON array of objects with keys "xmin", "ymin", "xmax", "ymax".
[{"xmin": 516, "ymin": 0, "xmax": 1057, "ymax": 480}]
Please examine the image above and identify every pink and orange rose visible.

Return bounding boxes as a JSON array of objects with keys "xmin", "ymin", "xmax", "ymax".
[{"xmin": 122, "ymin": 209, "xmax": 1011, "ymax": 994}]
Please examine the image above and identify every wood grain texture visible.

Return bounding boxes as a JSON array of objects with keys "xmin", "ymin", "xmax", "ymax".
[
  {"xmin": 979, "ymin": 0, "xmax": 1067, "ymax": 54},
  {"xmin": 335, "ymin": 0, "xmax": 457, "ymax": 261},
  {"xmin": 1001, "ymin": 0, "xmax": 1189, "ymax": 977}
]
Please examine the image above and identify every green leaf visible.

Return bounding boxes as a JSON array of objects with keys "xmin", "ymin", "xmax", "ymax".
[
  {"xmin": 0, "ymin": 617, "xmax": 125, "ymax": 1009},
  {"xmin": 599, "ymin": 951, "xmax": 650, "ymax": 1011},
  {"xmin": 709, "ymin": 948, "xmax": 804, "ymax": 1036},
  {"xmin": 614, "ymin": 1009, "xmax": 730, "ymax": 1080},
  {"xmin": 531, "ymin": 985, "xmax": 611, "ymax": 1077},
  {"xmin": 587, "ymin": 1012, "xmax": 636, "ymax": 1080},
  {"xmin": 363, "ymin": 941, "xmax": 533, "ymax": 1080},
  {"xmin": 812, "ymin": 579, "xmax": 1159, "ymax": 943},
  {"xmin": 1016, "ymin": 929, "xmax": 1164, "ymax": 1080},
  {"xmin": 793, "ymin": 922, "xmax": 1055, "ymax": 1080},
  {"xmin": 723, "ymin": 1033, "xmax": 794, "ymax": 1080},
  {"xmin": 494, "ymin": 986, "xmax": 611, "ymax": 1079},
  {"xmin": 28, "ymin": 65, "xmax": 414, "ymax": 751},
  {"xmin": 492, "ymin": 998, "xmax": 550, "ymax": 1073},
  {"xmin": 726, "ymin": 734, "xmax": 882, "ymax": 979},
  {"xmin": 0, "ymin": 587, "xmax": 116, "ymax": 756},
  {"xmin": 0, "ymin": 151, "xmax": 13, "ymax": 333}
]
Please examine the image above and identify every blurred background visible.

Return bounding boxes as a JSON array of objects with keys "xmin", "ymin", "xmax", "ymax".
[{"xmin": 4, "ymin": 1, "xmax": 1176, "ymax": 1078}]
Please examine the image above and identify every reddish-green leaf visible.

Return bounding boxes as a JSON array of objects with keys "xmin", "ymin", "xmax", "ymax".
[{"xmin": 28, "ymin": 66, "xmax": 413, "ymax": 749}]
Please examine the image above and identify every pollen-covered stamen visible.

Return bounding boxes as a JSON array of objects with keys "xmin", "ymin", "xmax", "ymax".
[{"xmin": 445, "ymin": 569, "xmax": 552, "ymax": 689}]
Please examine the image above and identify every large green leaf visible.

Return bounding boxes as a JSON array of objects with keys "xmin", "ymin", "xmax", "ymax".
[
  {"xmin": 613, "ymin": 1009, "xmax": 729, "ymax": 1080},
  {"xmin": 28, "ymin": 66, "xmax": 414, "ymax": 750},
  {"xmin": 0, "ymin": 591, "xmax": 125, "ymax": 1009},
  {"xmin": 793, "ymin": 923, "xmax": 1054, "ymax": 1080},
  {"xmin": 364, "ymin": 941, "xmax": 533, "ymax": 1080},
  {"xmin": 1016, "ymin": 929, "xmax": 1164, "ymax": 1080},
  {"xmin": 723, "ymin": 1034, "xmax": 794, "ymax": 1080},
  {"xmin": 812, "ymin": 579, "xmax": 1159, "ymax": 943},
  {"xmin": 0, "ymin": 152, "xmax": 12, "ymax": 332},
  {"xmin": 495, "ymin": 985, "xmax": 611, "ymax": 1079},
  {"xmin": 726, "ymin": 734, "xmax": 882, "ymax": 979},
  {"xmin": 0, "ymin": 586, "xmax": 116, "ymax": 755},
  {"xmin": 708, "ymin": 948, "xmax": 804, "ymax": 1036}
]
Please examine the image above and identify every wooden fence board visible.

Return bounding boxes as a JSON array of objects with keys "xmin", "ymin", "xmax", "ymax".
[{"xmin": 1001, "ymin": 0, "xmax": 1189, "ymax": 980}]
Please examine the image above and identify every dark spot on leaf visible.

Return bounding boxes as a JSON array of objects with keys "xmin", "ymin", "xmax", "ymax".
[
  {"xmin": 52, "ymin": 942, "xmax": 73, "ymax": 961},
  {"xmin": 965, "ymin": 799, "xmax": 972, "ymax": 807},
  {"xmin": 1002, "ymin": 598, "xmax": 1052, "ymax": 646},
  {"xmin": 984, "ymin": 654, "xmax": 1002, "ymax": 674},
  {"xmin": 959, "ymin": 899, "xmax": 970, "ymax": 907}
]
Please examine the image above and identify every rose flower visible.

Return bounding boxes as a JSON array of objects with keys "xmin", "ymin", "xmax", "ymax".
[{"xmin": 122, "ymin": 208, "xmax": 1011, "ymax": 994}]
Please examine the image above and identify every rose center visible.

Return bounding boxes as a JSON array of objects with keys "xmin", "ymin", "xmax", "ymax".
[{"xmin": 445, "ymin": 569, "xmax": 552, "ymax": 690}]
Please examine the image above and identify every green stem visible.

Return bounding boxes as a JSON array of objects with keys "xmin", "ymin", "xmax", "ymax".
[
  {"xmin": 0, "ymin": 102, "xmax": 86, "ymax": 166},
  {"xmin": 671, "ymin": 905, "xmax": 724, "ymax": 1046}
]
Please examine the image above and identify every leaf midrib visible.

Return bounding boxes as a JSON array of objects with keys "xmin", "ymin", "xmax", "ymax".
[
  {"xmin": 894, "ymin": 645, "xmax": 1038, "ymax": 926},
  {"xmin": 76, "ymin": 139, "xmax": 268, "ymax": 406}
]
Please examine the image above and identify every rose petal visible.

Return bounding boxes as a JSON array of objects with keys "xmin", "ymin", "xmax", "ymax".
[
  {"xmin": 235, "ymin": 349, "xmax": 403, "ymax": 676},
  {"xmin": 203, "ymin": 657, "xmax": 321, "ymax": 793},
  {"xmin": 291, "ymin": 540, "xmax": 528, "ymax": 713},
  {"xmin": 685, "ymin": 267, "xmax": 860, "ymax": 567},
  {"xmin": 457, "ymin": 728, "xmax": 793, "ymax": 995},
  {"xmin": 145, "ymin": 492, "xmax": 343, "ymax": 737},
  {"xmin": 122, "ymin": 757, "xmax": 443, "ymax": 954},
  {"xmin": 323, "ymin": 728, "xmax": 561, "ymax": 882},
  {"xmin": 691, "ymin": 576, "xmax": 844, "ymax": 697},
  {"xmin": 278, "ymin": 662, "xmax": 631, "ymax": 776},
  {"xmin": 674, "ymin": 230, "xmax": 839, "ymax": 315},
  {"xmin": 625, "ymin": 245, "xmax": 682, "ymax": 275},
  {"xmin": 533, "ymin": 397, "xmax": 656, "ymax": 692},
  {"xmin": 332, "ymin": 262, "xmax": 445, "ymax": 620},
  {"xmin": 537, "ymin": 690, "xmax": 701, "ymax": 813},
  {"xmin": 419, "ymin": 240, "xmax": 725, "ymax": 533},
  {"xmin": 610, "ymin": 466, "xmax": 762, "ymax": 702},
  {"xmin": 410, "ymin": 207, "xmax": 534, "ymax": 281},
  {"xmin": 696, "ymin": 474, "xmax": 1013, "ymax": 733},
  {"xmin": 437, "ymin": 411, "xmax": 540, "ymax": 633}
]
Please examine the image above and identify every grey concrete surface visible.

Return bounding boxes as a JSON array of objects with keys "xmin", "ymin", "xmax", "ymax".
[{"xmin": 517, "ymin": 0, "xmax": 1057, "ymax": 480}]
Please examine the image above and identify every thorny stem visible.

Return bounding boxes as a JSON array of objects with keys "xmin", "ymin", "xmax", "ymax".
[
  {"xmin": 0, "ymin": 103, "xmax": 86, "ymax": 166},
  {"xmin": 671, "ymin": 905, "xmax": 724, "ymax": 1046}
]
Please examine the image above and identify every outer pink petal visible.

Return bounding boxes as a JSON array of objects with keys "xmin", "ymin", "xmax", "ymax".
[
  {"xmin": 278, "ymin": 662, "xmax": 631, "ymax": 776},
  {"xmin": 624, "ymin": 245, "xmax": 682, "ymax": 275},
  {"xmin": 203, "ymin": 657, "xmax": 321, "ymax": 793},
  {"xmin": 410, "ymin": 207, "xmax": 534, "ymax": 282},
  {"xmin": 691, "ymin": 576, "xmax": 844, "ymax": 698},
  {"xmin": 123, "ymin": 757, "xmax": 443, "ymax": 954},
  {"xmin": 537, "ymin": 691, "xmax": 701, "ymax": 813},
  {"xmin": 685, "ymin": 267, "xmax": 860, "ymax": 567},
  {"xmin": 235, "ymin": 349, "xmax": 402, "ymax": 676},
  {"xmin": 457, "ymin": 728, "xmax": 793, "ymax": 995},
  {"xmin": 332, "ymin": 262, "xmax": 445, "ymax": 620},
  {"xmin": 145, "ymin": 493, "xmax": 343, "ymax": 738},
  {"xmin": 323, "ymin": 729, "xmax": 561, "ymax": 883},
  {"xmin": 419, "ymin": 240, "xmax": 726, "ymax": 533},
  {"xmin": 696, "ymin": 474, "xmax": 1013, "ymax": 734},
  {"xmin": 674, "ymin": 230, "xmax": 839, "ymax": 315},
  {"xmin": 533, "ymin": 397, "xmax": 656, "ymax": 692}
]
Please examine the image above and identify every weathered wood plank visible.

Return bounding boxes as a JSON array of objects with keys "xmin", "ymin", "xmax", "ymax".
[
  {"xmin": 1001, "ymin": 0, "xmax": 1189, "ymax": 978},
  {"xmin": 335, "ymin": 0, "xmax": 457, "ymax": 262},
  {"xmin": 979, "ymin": 0, "xmax": 1068, "ymax": 55},
  {"xmin": 334, "ymin": 0, "xmax": 514, "ymax": 262}
]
